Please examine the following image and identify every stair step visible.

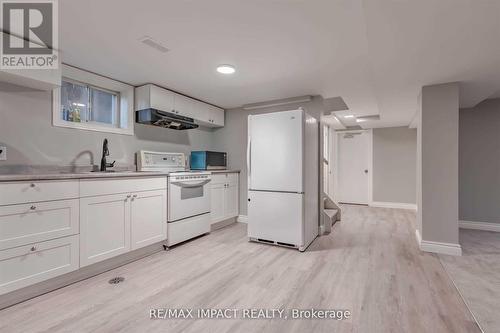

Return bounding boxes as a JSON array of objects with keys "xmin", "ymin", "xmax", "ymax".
[{"xmin": 324, "ymin": 209, "xmax": 338, "ymax": 219}]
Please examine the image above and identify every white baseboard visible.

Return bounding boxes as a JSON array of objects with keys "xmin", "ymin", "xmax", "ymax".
[
  {"xmin": 416, "ymin": 229, "xmax": 462, "ymax": 255},
  {"xmin": 369, "ymin": 201, "xmax": 417, "ymax": 211},
  {"xmin": 415, "ymin": 229, "xmax": 422, "ymax": 246},
  {"xmin": 459, "ymin": 220, "xmax": 500, "ymax": 232},
  {"xmin": 237, "ymin": 215, "xmax": 248, "ymax": 223}
]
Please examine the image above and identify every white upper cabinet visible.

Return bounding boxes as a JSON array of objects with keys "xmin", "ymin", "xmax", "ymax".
[
  {"xmin": 135, "ymin": 84, "xmax": 225, "ymax": 128},
  {"xmin": 0, "ymin": 32, "xmax": 61, "ymax": 91},
  {"xmin": 206, "ymin": 105, "xmax": 225, "ymax": 127},
  {"xmin": 173, "ymin": 93, "xmax": 197, "ymax": 119},
  {"xmin": 135, "ymin": 84, "xmax": 175, "ymax": 113}
]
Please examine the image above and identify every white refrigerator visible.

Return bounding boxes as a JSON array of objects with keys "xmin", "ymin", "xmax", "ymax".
[{"xmin": 247, "ymin": 108, "xmax": 319, "ymax": 251}]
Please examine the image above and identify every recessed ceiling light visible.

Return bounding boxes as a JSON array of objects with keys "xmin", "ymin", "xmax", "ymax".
[
  {"xmin": 343, "ymin": 115, "xmax": 355, "ymax": 118},
  {"xmin": 356, "ymin": 118, "xmax": 366, "ymax": 123},
  {"xmin": 216, "ymin": 64, "xmax": 235, "ymax": 74}
]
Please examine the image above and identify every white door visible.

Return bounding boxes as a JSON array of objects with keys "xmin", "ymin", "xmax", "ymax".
[
  {"xmin": 336, "ymin": 131, "xmax": 370, "ymax": 204},
  {"xmin": 210, "ymin": 183, "xmax": 225, "ymax": 223},
  {"xmin": 80, "ymin": 193, "xmax": 131, "ymax": 267},
  {"xmin": 248, "ymin": 110, "xmax": 303, "ymax": 192},
  {"xmin": 130, "ymin": 190, "xmax": 167, "ymax": 250}
]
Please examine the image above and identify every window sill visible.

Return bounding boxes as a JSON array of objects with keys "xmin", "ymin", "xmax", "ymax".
[{"xmin": 53, "ymin": 118, "xmax": 134, "ymax": 136}]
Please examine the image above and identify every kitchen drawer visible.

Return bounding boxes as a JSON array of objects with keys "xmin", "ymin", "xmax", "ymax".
[
  {"xmin": 0, "ymin": 199, "xmax": 79, "ymax": 250},
  {"xmin": 80, "ymin": 177, "xmax": 167, "ymax": 197},
  {"xmin": 0, "ymin": 235, "xmax": 79, "ymax": 295},
  {"xmin": 167, "ymin": 213, "xmax": 210, "ymax": 246},
  {"xmin": 210, "ymin": 174, "xmax": 227, "ymax": 185},
  {"xmin": 211, "ymin": 173, "xmax": 238, "ymax": 185},
  {"xmin": 0, "ymin": 180, "xmax": 79, "ymax": 206}
]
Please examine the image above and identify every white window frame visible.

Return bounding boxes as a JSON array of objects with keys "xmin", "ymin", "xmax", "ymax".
[{"xmin": 52, "ymin": 64, "xmax": 134, "ymax": 135}]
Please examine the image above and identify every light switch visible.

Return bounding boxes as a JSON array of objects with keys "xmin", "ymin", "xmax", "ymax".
[{"xmin": 0, "ymin": 146, "xmax": 6, "ymax": 161}]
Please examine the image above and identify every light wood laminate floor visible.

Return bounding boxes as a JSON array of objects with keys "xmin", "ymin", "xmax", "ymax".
[
  {"xmin": 440, "ymin": 229, "xmax": 500, "ymax": 333},
  {"xmin": 0, "ymin": 205, "xmax": 480, "ymax": 333}
]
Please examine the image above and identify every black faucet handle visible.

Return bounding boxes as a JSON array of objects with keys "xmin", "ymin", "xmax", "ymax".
[{"xmin": 107, "ymin": 160, "xmax": 116, "ymax": 168}]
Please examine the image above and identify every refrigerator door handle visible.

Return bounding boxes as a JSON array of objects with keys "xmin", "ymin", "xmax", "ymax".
[{"xmin": 247, "ymin": 137, "xmax": 251, "ymax": 188}]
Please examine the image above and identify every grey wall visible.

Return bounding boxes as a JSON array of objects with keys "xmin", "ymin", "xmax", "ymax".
[
  {"xmin": 418, "ymin": 82, "xmax": 459, "ymax": 245},
  {"xmin": 0, "ymin": 84, "xmax": 215, "ymax": 168},
  {"xmin": 372, "ymin": 127, "xmax": 417, "ymax": 204},
  {"xmin": 459, "ymin": 98, "xmax": 500, "ymax": 224},
  {"xmin": 212, "ymin": 96, "xmax": 325, "ymax": 215}
]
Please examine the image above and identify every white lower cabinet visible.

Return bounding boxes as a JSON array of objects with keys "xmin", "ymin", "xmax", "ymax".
[
  {"xmin": 80, "ymin": 193, "xmax": 131, "ymax": 267},
  {"xmin": 80, "ymin": 188, "xmax": 167, "ymax": 267},
  {"xmin": 210, "ymin": 183, "xmax": 226, "ymax": 222},
  {"xmin": 0, "ymin": 235, "xmax": 79, "ymax": 295},
  {"xmin": 210, "ymin": 173, "xmax": 239, "ymax": 224},
  {"xmin": 131, "ymin": 190, "xmax": 167, "ymax": 250},
  {"xmin": 0, "ymin": 177, "xmax": 168, "ymax": 298},
  {"xmin": 224, "ymin": 184, "xmax": 239, "ymax": 218}
]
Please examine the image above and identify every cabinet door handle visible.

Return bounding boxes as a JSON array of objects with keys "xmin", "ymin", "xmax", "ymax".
[
  {"xmin": 30, "ymin": 205, "xmax": 36, "ymax": 210},
  {"xmin": 132, "ymin": 194, "xmax": 138, "ymax": 198},
  {"xmin": 30, "ymin": 246, "xmax": 36, "ymax": 252},
  {"xmin": 30, "ymin": 183, "xmax": 36, "ymax": 188}
]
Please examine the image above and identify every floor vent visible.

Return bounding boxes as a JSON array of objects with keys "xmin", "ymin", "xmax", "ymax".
[{"xmin": 108, "ymin": 277, "xmax": 125, "ymax": 285}]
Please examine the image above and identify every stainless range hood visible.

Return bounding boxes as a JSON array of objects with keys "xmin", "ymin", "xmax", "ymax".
[{"xmin": 136, "ymin": 109, "xmax": 199, "ymax": 130}]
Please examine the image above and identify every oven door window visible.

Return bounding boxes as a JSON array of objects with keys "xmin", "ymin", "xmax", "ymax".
[{"xmin": 181, "ymin": 186, "xmax": 204, "ymax": 200}]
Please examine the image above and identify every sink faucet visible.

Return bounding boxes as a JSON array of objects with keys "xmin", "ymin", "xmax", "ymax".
[{"xmin": 100, "ymin": 138, "xmax": 116, "ymax": 172}]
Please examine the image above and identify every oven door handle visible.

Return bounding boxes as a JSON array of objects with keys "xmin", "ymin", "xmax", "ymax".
[{"xmin": 170, "ymin": 179, "xmax": 211, "ymax": 188}]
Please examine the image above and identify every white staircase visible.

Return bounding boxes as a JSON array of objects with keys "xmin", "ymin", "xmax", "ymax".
[{"xmin": 321, "ymin": 195, "xmax": 341, "ymax": 234}]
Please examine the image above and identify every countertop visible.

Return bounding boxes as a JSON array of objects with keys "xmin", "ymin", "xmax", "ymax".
[
  {"xmin": 0, "ymin": 169, "xmax": 240, "ymax": 182},
  {"xmin": 206, "ymin": 170, "xmax": 240, "ymax": 174}
]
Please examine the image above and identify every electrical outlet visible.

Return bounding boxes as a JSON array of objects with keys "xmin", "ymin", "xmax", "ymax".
[{"xmin": 0, "ymin": 146, "xmax": 6, "ymax": 161}]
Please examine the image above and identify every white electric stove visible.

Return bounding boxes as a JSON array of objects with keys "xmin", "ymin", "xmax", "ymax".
[{"xmin": 137, "ymin": 150, "xmax": 212, "ymax": 246}]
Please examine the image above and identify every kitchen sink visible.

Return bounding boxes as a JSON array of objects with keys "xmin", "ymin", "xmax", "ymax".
[{"xmin": 82, "ymin": 170, "xmax": 135, "ymax": 174}]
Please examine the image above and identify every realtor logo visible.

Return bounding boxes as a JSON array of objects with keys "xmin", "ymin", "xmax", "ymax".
[{"xmin": 0, "ymin": 0, "xmax": 58, "ymax": 69}]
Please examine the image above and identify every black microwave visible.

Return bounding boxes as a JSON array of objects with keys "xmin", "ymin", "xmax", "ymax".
[{"xmin": 190, "ymin": 151, "xmax": 227, "ymax": 170}]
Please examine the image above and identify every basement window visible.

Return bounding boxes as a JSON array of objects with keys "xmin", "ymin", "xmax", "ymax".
[
  {"xmin": 60, "ymin": 79, "xmax": 119, "ymax": 126},
  {"xmin": 53, "ymin": 65, "xmax": 134, "ymax": 135}
]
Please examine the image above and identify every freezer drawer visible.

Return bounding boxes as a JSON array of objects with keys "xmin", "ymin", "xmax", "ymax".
[{"xmin": 247, "ymin": 191, "xmax": 303, "ymax": 246}]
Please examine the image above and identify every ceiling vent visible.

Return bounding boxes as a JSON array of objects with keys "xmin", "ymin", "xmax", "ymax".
[{"xmin": 139, "ymin": 36, "xmax": 169, "ymax": 53}]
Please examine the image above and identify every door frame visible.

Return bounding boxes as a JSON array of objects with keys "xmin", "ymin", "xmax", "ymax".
[{"xmin": 333, "ymin": 129, "xmax": 373, "ymax": 205}]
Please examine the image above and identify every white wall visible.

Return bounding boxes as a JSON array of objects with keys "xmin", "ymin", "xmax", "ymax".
[
  {"xmin": 372, "ymin": 127, "xmax": 417, "ymax": 204},
  {"xmin": 0, "ymin": 83, "xmax": 215, "ymax": 168},
  {"xmin": 459, "ymin": 98, "xmax": 500, "ymax": 225},
  {"xmin": 418, "ymin": 82, "xmax": 460, "ymax": 249}
]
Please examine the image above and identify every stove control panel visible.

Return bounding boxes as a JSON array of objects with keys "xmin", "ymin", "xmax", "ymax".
[{"xmin": 137, "ymin": 150, "xmax": 186, "ymax": 172}]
